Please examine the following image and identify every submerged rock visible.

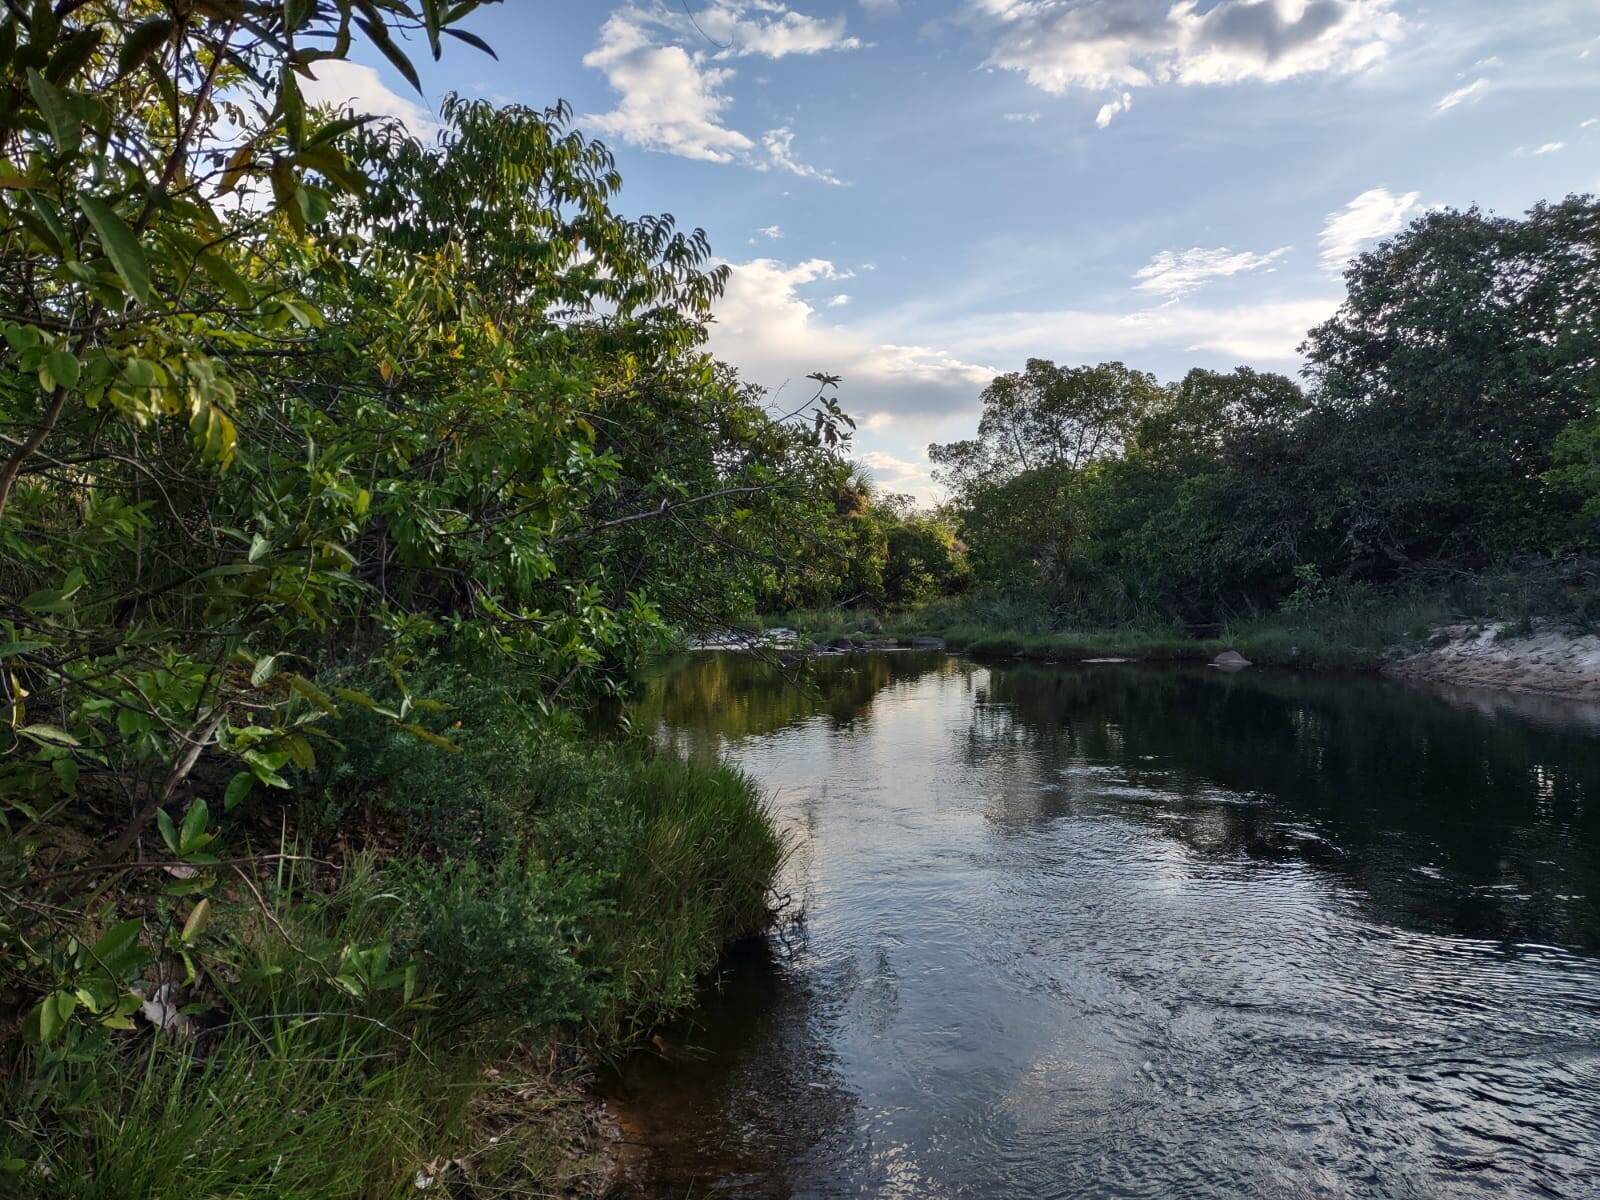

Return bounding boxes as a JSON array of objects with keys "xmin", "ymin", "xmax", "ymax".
[{"xmin": 1211, "ymin": 650, "xmax": 1252, "ymax": 670}]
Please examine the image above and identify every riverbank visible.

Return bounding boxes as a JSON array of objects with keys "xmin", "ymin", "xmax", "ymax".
[
  {"xmin": 768, "ymin": 600, "xmax": 1600, "ymax": 700},
  {"xmin": 1384, "ymin": 620, "xmax": 1600, "ymax": 702},
  {"xmin": 770, "ymin": 602, "xmax": 1423, "ymax": 672},
  {"xmin": 4, "ymin": 674, "xmax": 783, "ymax": 1197}
]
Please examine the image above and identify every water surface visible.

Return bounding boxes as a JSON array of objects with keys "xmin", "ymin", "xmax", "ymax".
[{"xmin": 610, "ymin": 653, "xmax": 1600, "ymax": 1198}]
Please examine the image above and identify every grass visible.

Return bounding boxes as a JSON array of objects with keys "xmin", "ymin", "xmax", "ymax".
[
  {"xmin": 765, "ymin": 588, "xmax": 1461, "ymax": 673},
  {"xmin": 3, "ymin": 677, "xmax": 785, "ymax": 1198}
]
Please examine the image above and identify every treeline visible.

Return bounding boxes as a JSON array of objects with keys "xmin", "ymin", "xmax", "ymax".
[
  {"xmin": 771, "ymin": 472, "xmax": 969, "ymax": 611},
  {"xmin": 0, "ymin": 4, "xmax": 854, "ymax": 1192},
  {"xmin": 921, "ymin": 199, "xmax": 1600, "ymax": 627}
]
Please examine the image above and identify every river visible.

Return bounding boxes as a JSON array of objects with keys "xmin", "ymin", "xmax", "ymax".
[{"xmin": 606, "ymin": 651, "xmax": 1600, "ymax": 1198}]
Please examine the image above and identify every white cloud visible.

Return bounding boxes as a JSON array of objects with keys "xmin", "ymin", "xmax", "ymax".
[
  {"xmin": 1318, "ymin": 187, "xmax": 1421, "ymax": 271},
  {"xmin": 685, "ymin": 0, "xmax": 863, "ymax": 57},
  {"xmin": 1514, "ymin": 141, "xmax": 1565, "ymax": 156},
  {"xmin": 1133, "ymin": 245, "xmax": 1291, "ymax": 300},
  {"xmin": 828, "ymin": 293, "xmax": 852, "ymax": 306},
  {"xmin": 761, "ymin": 127, "xmax": 845, "ymax": 184},
  {"xmin": 860, "ymin": 449, "xmax": 928, "ymax": 481},
  {"xmin": 1473, "ymin": 55, "xmax": 1503, "ymax": 68},
  {"xmin": 860, "ymin": 411, "xmax": 896, "ymax": 431},
  {"xmin": 1095, "ymin": 91, "xmax": 1132, "ymax": 128},
  {"xmin": 758, "ymin": 224, "xmax": 784, "ymax": 238},
  {"xmin": 706, "ymin": 257, "xmax": 995, "ymax": 419},
  {"xmin": 582, "ymin": 4, "xmax": 853, "ymax": 177},
  {"xmin": 582, "ymin": 13, "xmax": 752, "ymax": 162},
  {"xmin": 975, "ymin": 0, "xmax": 1403, "ymax": 96},
  {"xmin": 1434, "ymin": 77, "xmax": 1489, "ymax": 113},
  {"xmin": 300, "ymin": 60, "xmax": 436, "ymax": 139},
  {"xmin": 1003, "ymin": 110, "xmax": 1043, "ymax": 122},
  {"xmin": 1582, "ymin": 117, "xmax": 1598, "ymax": 129},
  {"xmin": 933, "ymin": 297, "xmax": 1339, "ymax": 364}
]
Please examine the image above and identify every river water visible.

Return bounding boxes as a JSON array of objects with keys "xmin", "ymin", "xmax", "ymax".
[{"xmin": 608, "ymin": 652, "xmax": 1600, "ymax": 1198}]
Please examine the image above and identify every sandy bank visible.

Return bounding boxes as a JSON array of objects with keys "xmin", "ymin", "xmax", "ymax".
[{"xmin": 1384, "ymin": 621, "xmax": 1600, "ymax": 702}]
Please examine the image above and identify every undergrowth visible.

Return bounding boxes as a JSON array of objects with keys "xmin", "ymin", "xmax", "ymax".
[{"xmin": 2, "ymin": 671, "xmax": 783, "ymax": 1197}]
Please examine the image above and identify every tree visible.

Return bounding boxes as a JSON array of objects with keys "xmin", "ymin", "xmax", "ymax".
[
  {"xmin": 1300, "ymin": 197, "xmax": 1600, "ymax": 566},
  {"xmin": 930, "ymin": 360, "xmax": 1164, "ymax": 596},
  {"xmin": 0, "ymin": 8, "xmax": 851, "ymax": 1053}
]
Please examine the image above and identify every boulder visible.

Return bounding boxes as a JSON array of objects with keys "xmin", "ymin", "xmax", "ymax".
[{"xmin": 1211, "ymin": 649, "xmax": 1252, "ymax": 670}]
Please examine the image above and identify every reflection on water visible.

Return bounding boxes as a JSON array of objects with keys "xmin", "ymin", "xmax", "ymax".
[{"xmin": 610, "ymin": 653, "xmax": 1600, "ymax": 1198}]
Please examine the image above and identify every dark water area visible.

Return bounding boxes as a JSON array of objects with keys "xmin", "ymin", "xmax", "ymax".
[{"xmin": 607, "ymin": 652, "xmax": 1600, "ymax": 1198}]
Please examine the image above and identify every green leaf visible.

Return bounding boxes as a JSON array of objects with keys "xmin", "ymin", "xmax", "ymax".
[
  {"xmin": 79, "ymin": 195, "xmax": 154, "ymax": 305},
  {"xmin": 442, "ymin": 27, "xmax": 497, "ymax": 58},
  {"xmin": 45, "ymin": 348, "xmax": 80, "ymax": 390},
  {"xmin": 283, "ymin": 672, "xmax": 339, "ymax": 715},
  {"xmin": 46, "ymin": 25, "xmax": 103, "ymax": 85},
  {"xmin": 354, "ymin": 13, "xmax": 422, "ymax": 92},
  {"xmin": 117, "ymin": 17, "xmax": 175, "ymax": 79},
  {"xmin": 156, "ymin": 808, "xmax": 179, "ymax": 855},
  {"xmin": 399, "ymin": 722, "xmax": 460, "ymax": 752},
  {"xmin": 250, "ymin": 654, "xmax": 281, "ymax": 687},
  {"xmin": 285, "ymin": 0, "xmax": 316, "ymax": 34},
  {"xmin": 16, "ymin": 723, "xmax": 79, "ymax": 747},
  {"xmin": 179, "ymin": 798, "xmax": 210, "ymax": 854},
  {"xmin": 0, "ymin": 163, "xmax": 39, "ymax": 189},
  {"xmin": 196, "ymin": 250, "xmax": 254, "ymax": 306},
  {"xmin": 26, "ymin": 69, "xmax": 80, "ymax": 156},
  {"xmin": 89, "ymin": 918, "xmax": 144, "ymax": 973},
  {"xmin": 181, "ymin": 898, "xmax": 211, "ymax": 944},
  {"xmin": 36, "ymin": 996, "xmax": 61, "ymax": 1044},
  {"xmin": 223, "ymin": 771, "xmax": 254, "ymax": 812}
]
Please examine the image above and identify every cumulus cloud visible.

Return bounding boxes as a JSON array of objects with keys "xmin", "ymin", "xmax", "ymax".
[
  {"xmin": 300, "ymin": 60, "xmax": 437, "ymax": 139},
  {"xmin": 1318, "ymin": 186, "xmax": 1420, "ymax": 271},
  {"xmin": 859, "ymin": 449, "xmax": 929, "ymax": 483},
  {"xmin": 1095, "ymin": 91, "xmax": 1132, "ymax": 127},
  {"xmin": 758, "ymin": 224, "xmax": 784, "ymax": 238},
  {"xmin": 974, "ymin": 0, "xmax": 1403, "ymax": 96},
  {"xmin": 828, "ymin": 293, "xmax": 852, "ymax": 306},
  {"xmin": 582, "ymin": 13, "xmax": 752, "ymax": 162},
  {"xmin": 1133, "ymin": 245, "xmax": 1291, "ymax": 300},
  {"xmin": 582, "ymin": 3, "xmax": 853, "ymax": 177},
  {"xmin": 1435, "ymin": 77, "xmax": 1489, "ymax": 113},
  {"xmin": 706, "ymin": 257, "xmax": 995, "ymax": 420}
]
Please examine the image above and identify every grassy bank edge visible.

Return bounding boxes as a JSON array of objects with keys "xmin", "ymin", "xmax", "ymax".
[
  {"xmin": 765, "ymin": 594, "xmax": 1469, "ymax": 673},
  {"xmin": 5, "ymin": 691, "xmax": 786, "ymax": 1199}
]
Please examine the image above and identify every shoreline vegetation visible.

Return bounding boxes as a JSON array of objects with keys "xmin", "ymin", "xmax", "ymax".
[
  {"xmin": 763, "ymin": 588, "xmax": 1600, "ymax": 701},
  {"xmin": 3, "ymin": 10, "xmax": 818, "ymax": 1197},
  {"xmin": 2, "ymin": 7, "xmax": 1597, "ymax": 1199}
]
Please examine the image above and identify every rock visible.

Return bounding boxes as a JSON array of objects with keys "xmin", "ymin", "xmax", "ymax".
[
  {"xmin": 855, "ymin": 615, "xmax": 883, "ymax": 634},
  {"xmin": 1211, "ymin": 650, "xmax": 1252, "ymax": 670}
]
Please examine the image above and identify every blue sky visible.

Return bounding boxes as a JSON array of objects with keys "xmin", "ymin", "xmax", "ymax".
[{"xmin": 307, "ymin": 1, "xmax": 1599, "ymax": 499}]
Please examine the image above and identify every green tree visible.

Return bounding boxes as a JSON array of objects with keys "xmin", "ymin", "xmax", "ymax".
[
  {"xmin": 930, "ymin": 359, "xmax": 1164, "ymax": 598},
  {"xmin": 1300, "ymin": 197, "xmax": 1600, "ymax": 566},
  {"xmin": 0, "ymin": 8, "xmax": 850, "ymax": 1054}
]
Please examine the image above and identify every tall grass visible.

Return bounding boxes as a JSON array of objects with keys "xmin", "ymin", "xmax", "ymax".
[{"xmin": 4, "ymin": 679, "xmax": 785, "ymax": 1197}]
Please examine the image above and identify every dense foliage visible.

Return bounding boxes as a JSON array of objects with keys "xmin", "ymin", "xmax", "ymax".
[
  {"xmin": 0, "ymin": 5, "xmax": 843, "ymax": 1184},
  {"xmin": 926, "ymin": 199, "xmax": 1600, "ymax": 627}
]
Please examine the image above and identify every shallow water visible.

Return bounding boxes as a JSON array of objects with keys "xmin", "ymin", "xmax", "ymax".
[{"xmin": 608, "ymin": 653, "xmax": 1600, "ymax": 1198}]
